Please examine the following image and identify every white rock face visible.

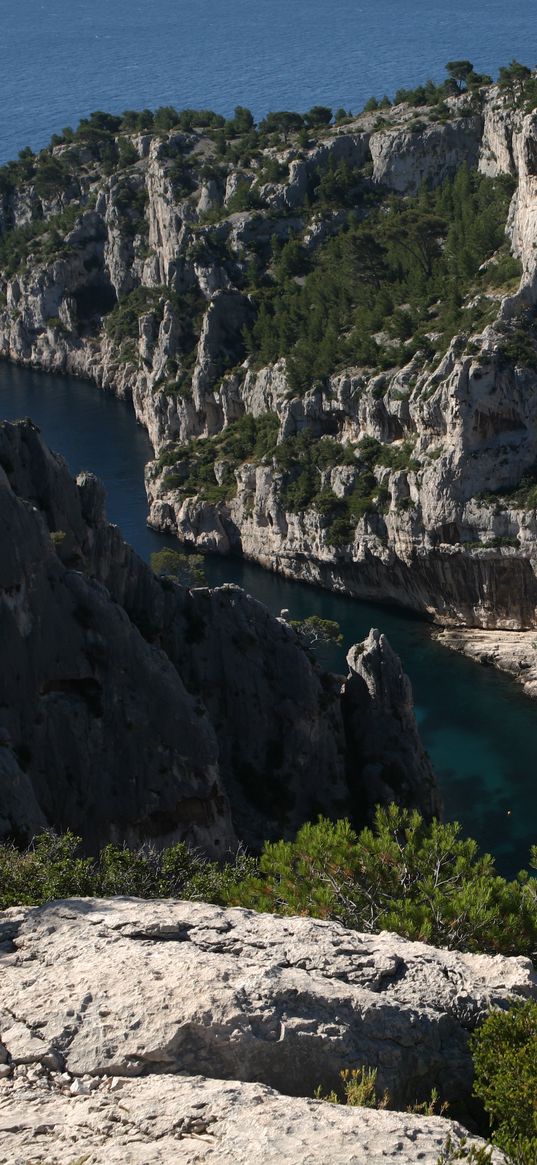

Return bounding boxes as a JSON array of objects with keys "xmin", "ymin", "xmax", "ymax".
[
  {"xmin": 0, "ymin": 1072, "xmax": 506, "ymax": 1164},
  {"xmin": 0, "ymin": 898, "xmax": 524, "ymax": 1163},
  {"xmin": 4, "ymin": 91, "xmax": 537, "ymax": 650},
  {"xmin": 370, "ymin": 116, "xmax": 483, "ymax": 193},
  {"xmin": 0, "ymin": 900, "xmax": 534, "ymax": 1107}
]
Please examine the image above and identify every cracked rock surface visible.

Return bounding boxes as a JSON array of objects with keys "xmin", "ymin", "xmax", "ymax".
[
  {"xmin": 0, "ymin": 1072, "xmax": 506, "ymax": 1164},
  {"xmin": 0, "ymin": 898, "xmax": 534, "ymax": 1116}
]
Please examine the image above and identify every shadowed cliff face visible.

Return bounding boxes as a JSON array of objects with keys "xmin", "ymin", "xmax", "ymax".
[
  {"xmin": 0, "ymin": 420, "xmax": 439, "ymax": 850},
  {"xmin": 3, "ymin": 86, "xmax": 537, "ymax": 630}
]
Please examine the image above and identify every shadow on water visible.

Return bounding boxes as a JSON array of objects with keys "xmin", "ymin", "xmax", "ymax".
[{"xmin": 1, "ymin": 361, "xmax": 536, "ymax": 876}]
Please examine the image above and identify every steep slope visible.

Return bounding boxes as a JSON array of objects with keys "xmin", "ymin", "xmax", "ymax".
[
  {"xmin": 3, "ymin": 80, "xmax": 537, "ymax": 640},
  {"xmin": 0, "ymin": 419, "xmax": 439, "ymax": 849}
]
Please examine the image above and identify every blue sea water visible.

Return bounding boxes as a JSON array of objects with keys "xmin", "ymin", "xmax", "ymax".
[{"xmin": 1, "ymin": 0, "xmax": 537, "ymax": 164}]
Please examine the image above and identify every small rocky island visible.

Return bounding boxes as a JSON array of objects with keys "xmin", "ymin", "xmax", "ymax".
[{"xmin": 2, "ymin": 63, "xmax": 537, "ymax": 1164}]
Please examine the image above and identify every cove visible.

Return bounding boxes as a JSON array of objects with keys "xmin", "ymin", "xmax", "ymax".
[{"xmin": 1, "ymin": 360, "xmax": 536, "ymax": 878}]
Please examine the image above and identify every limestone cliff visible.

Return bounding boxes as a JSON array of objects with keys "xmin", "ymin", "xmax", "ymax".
[
  {"xmin": 3, "ymin": 84, "xmax": 537, "ymax": 640},
  {"xmin": 0, "ymin": 419, "xmax": 439, "ymax": 849}
]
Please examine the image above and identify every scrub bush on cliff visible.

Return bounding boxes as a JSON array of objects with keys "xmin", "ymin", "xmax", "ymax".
[
  {"xmin": 471, "ymin": 1000, "xmax": 537, "ymax": 1165},
  {"xmin": 231, "ymin": 806, "xmax": 537, "ymax": 956},
  {"xmin": 0, "ymin": 833, "xmax": 256, "ymax": 908}
]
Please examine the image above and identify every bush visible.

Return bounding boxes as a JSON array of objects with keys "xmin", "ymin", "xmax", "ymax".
[
  {"xmin": 150, "ymin": 547, "xmax": 205, "ymax": 587},
  {"xmin": 1, "ymin": 809, "xmax": 536, "ymax": 965},
  {"xmin": 159, "ymin": 413, "xmax": 280, "ymax": 506},
  {"xmin": 471, "ymin": 1001, "xmax": 537, "ymax": 1164},
  {"xmin": 230, "ymin": 805, "xmax": 537, "ymax": 956},
  {"xmin": 0, "ymin": 831, "xmax": 256, "ymax": 909}
]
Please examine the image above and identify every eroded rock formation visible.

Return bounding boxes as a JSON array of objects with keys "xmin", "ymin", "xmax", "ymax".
[
  {"xmin": 3, "ymin": 84, "xmax": 537, "ymax": 680},
  {"xmin": 0, "ymin": 419, "xmax": 439, "ymax": 847}
]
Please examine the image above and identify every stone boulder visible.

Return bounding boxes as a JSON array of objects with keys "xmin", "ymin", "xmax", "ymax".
[
  {"xmin": 0, "ymin": 900, "xmax": 534, "ymax": 1118},
  {"xmin": 0, "ymin": 1072, "xmax": 506, "ymax": 1164}
]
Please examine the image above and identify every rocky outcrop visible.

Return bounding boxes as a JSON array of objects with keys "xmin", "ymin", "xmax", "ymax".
[
  {"xmin": 0, "ymin": 1073, "xmax": 505, "ymax": 1165},
  {"xmin": 0, "ymin": 420, "xmax": 232, "ymax": 854},
  {"xmin": 434, "ymin": 624, "xmax": 537, "ymax": 697},
  {"xmin": 2, "ymin": 899, "xmax": 534, "ymax": 1121},
  {"xmin": 370, "ymin": 114, "xmax": 482, "ymax": 192},
  {"xmin": 0, "ymin": 418, "xmax": 439, "ymax": 847},
  {"xmin": 0, "ymin": 900, "xmax": 529, "ymax": 1164},
  {"xmin": 343, "ymin": 630, "xmax": 439, "ymax": 816}
]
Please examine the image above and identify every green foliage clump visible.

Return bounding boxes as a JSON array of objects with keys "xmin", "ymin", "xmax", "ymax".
[
  {"xmin": 497, "ymin": 325, "xmax": 537, "ymax": 371},
  {"xmin": 435, "ymin": 1136, "xmax": 494, "ymax": 1164},
  {"xmin": 244, "ymin": 167, "xmax": 516, "ymax": 393},
  {"xmin": 150, "ymin": 547, "xmax": 205, "ymax": 587},
  {"xmin": 0, "ymin": 205, "xmax": 80, "ymax": 277},
  {"xmin": 230, "ymin": 805, "xmax": 537, "ymax": 956},
  {"xmin": 104, "ymin": 286, "xmax": 165, "ymax": 346},
  {"xmin": 318, "ymin": 1067, "xmax": 448, "ymax": 1118},
  {"xmin": 113, "ymin": 178, "xmax": 148, "ymax": 236},
  {"xmin": 471, "ymin": 1001, "xmax": 537, "ymax": 1165},
  {"xmin": 270, "ymin": 431, "xmax": 418, "ymax": 543},
  {"xmin": 33, "ymin": 154, "xmax": 73, "ymax": 199},
  {"xmin": 158, "ymin": 412, "xmax": 280, "ymax": 505},
  {"xmin": 289, "ymin": 615, "xmax": 343, "ymax": 655},
  {"xmin": 317, "ymin": 1065, "xmax": 389, "ymax": 1108},
  {"xmin": 0, "ymin": 831, "xmax": 256, "ymax": 910},
  {"xmin": 1, "ymin": 809, "xmax": 536, "ymax": 969}
]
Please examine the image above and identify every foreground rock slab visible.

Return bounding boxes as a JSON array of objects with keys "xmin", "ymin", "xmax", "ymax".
[
  {"xmin": 1, "ymin": 899, "xmax": 534, "ymax": 1115},
  {"xmin": 0, "ymin": 1072, "xmax": 505, "ymax": 1164}
]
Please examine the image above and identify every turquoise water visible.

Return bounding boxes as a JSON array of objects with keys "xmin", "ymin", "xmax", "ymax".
[
  {"xmin": 1, "ymin": 360, "xmax": 536, "ymax": 876},
  {"xmin": 1, "ymin": 0, "xmax": 537, "ymax": 163}
]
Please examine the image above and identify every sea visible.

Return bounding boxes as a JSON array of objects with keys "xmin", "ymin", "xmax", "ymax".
[{"xmin": 1, "ymin": 0, "xmax": 537, "ymax": 165}]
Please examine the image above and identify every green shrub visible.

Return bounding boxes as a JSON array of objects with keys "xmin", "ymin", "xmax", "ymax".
[
  {"xmin": 159, "ymin": 413, "xmax": 280, "ymax": 505},
  {"xmin": 243, "ymin": 168, "xmax": 516, "ymax": 391},
  {"xmin": 230, "ymin": 805, "xmax": 537, "ymax": 956},
  {"xmin": 150, "ymin": 547, "xmax": 205, "ymax": 587},
  {"xmin": 316, "ymin": 1065, "xmax": 389, "ymax": 1108},
  {"xmin": 435, "ymin": 1136, "xmax": 494, "ymax": 1164},
  {"xmin": 471, "ymin": 1001, "xmax": 537, "ymax": 1164},
  {"xmin": 0, "ymin": 831, "xmax": 256, "ymax": 909}
]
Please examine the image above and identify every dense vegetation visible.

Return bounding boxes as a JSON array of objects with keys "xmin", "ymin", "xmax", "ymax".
[
  {"xmin": 2, "ymin": 805, "xmax": 536, "ymax": 958},
  {"xmin": 0, "ymin": 58, "xmax": 535, "ymax": 208},
  {"xmin": 471, "ymin": 1002, "xmax": 537, "ymax": 1165},
  {"xmin": 243, "ymin": 167, "xmax": 518, "ymax": 390},
  {"xmin": 156, "ymin": 412, "xmax": 280, "ymax": 503}
]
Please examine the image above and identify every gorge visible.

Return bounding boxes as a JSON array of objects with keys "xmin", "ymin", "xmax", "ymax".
[
  {"xmin": 3, "ymin": 72, "xmax": 537, "ymax": 870},
  {"xmin": 3, "ymin": 49, "xmax": 537, "ymax": 1165},
  {"xmin": 2, "ymin": 360, "xmax": 537, "ymax": 876}
]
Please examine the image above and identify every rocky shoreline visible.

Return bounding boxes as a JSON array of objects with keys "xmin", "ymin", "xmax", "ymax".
[{"xmin": 435, "ymin": 624, "xmax": 537, "ymax": 698}]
